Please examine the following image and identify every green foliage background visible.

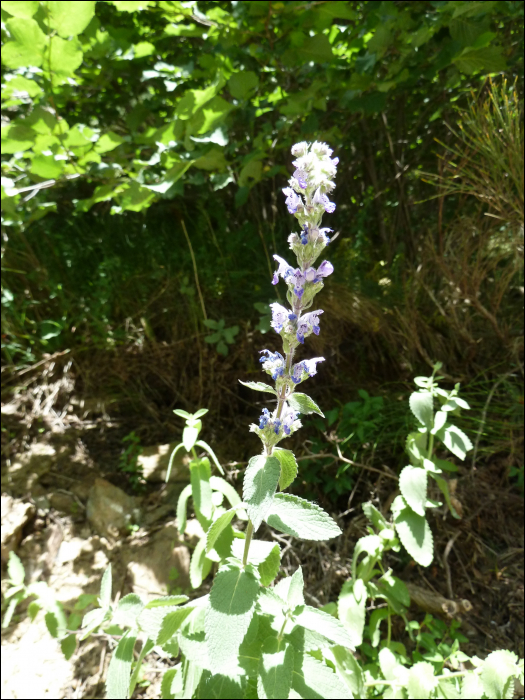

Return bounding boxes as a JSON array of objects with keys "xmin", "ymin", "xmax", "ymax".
[{"xmin": 1, "ymin": 1, "xmax": 523, "ymax": 415}]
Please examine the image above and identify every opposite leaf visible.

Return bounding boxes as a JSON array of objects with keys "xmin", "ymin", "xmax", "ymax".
[
  {"xmin": 436, "ymin": 423, "xmax": 473, "ymax": 461},
  {"xmin": 205, "ymin": 560, "xmax": 260, "ymax": 673},
  {"xmin": 243, "ymin": 455, "xmax": 281, "ymax": 531},
  {"xmin": 265, "ymin": 493, "xmax": 341, "ymax": 541},
  {"xmin": 273, "ymin": 448, "xmax": 298, "ymax": 491},
  {"xmin": 239, "ymin": 380, "xmax": 277, "ymax": 395},
  {"xmin": 409, "ymin": 391, "xmax": 434, "ymax": 429},
  {"xmin": 293, "ymin": 605, "xmax": 354, "ymax": 649}
]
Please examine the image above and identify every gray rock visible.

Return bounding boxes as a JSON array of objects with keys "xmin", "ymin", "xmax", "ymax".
[{"xmin": 86, "ymin": 478, "xmax": 139, "ymax": 539}]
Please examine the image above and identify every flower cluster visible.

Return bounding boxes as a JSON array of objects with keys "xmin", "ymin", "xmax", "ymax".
[{"xmin": 248, "ymin": 141, "xmax": 336, "ymax": 452}]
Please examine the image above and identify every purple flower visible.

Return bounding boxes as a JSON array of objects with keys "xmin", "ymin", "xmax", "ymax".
[
  {"xmin": 282, "ymin": 406, "xmax": 298, "ymax": 435},
  {"xmin": 313, "ymin": 188, "xmax": 336, "ymax": 214},
  {"xmin": 259, "ymin": 408, "xmax": 271, "ymax": 429},
  {"xmin": 319, "ymin": 227, "xmax": 332, "ymax": 244},
  {"xmin": 289, "ymin": 269, "xmax": 306, "ymax": 298},
  {"xmin": 283, "ymin": 187, "xmax": 302, "ymax": 215},
  {"xmin": 270, "ymin": 303, "xmax": 292, "ymax": 333},
  {"xmin": 291, "ymin": 142, "xmax": 309, "ymax": 157},
  {"xmin": 302, "ymin": 357, "xmax": 325, "ymax": 377},
  {"xmin": 291, "ymin": 362, "xmax": 305, "ymax": 383},
  {"xmin": 316, "ymin": 260, "xmax": 334, "ymax": 279},
  {"xmin": 272, "ymin": 255, "xmax": 294, "ymax": 285},
  {"xmin": 293, "ymin": 169, "xmax": 308, "ymax": 190},
  {"xmin": 260, "ymin": 349, "xmax": 285, "ymax": 380},
  {"xmin": 296, "ymin": 309, "xmax": 323, "ymax": 344},
  {"xmin": 301, "ymin": 224, "xmax": 309, "ymax": 245}
]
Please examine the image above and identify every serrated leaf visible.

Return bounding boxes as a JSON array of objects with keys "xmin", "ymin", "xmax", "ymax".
[
  {"xmin": 198, "ymin": 670, "xmax": 245, "ymax": 698},
  {"xmin": 265, "ymin": 494, "xmax": 341, "ymax": 541},
  {"xmin": 138, "ymin": 602, "xmax": 189, "ymax": 641},
  {"xmin": 461, "ymin": 671, "xmax": 484, "ymax": 699},
  {"xmin": 206, "ymin": 509, "xmax": 236, "ymax": 553},
  {"xmin": 287, "ymin": 392, "xmax": 324, "ymax": 417},
  {"xmin": 258, "ymin": 636, "xmax": 294, "ymax": 699},
  {"xmin": 273, "ymin": 448, "xmax": 298, "ymax": 491},
  {"xmin": 392, "ymin": 497, "xmax": 433, "ymax": 567},
  {"xmin": 2, "ymin": 1, "xmax": 39, "ymax": 18},
  {"xmin": 239, "ymin": 380, "xmax": 277, "ymax": 395},
  {"xmin": 47, "ymin": 1, "xmax": 95, "ymax": 37},
  {"xmin": 157, "ymin": 607, "xmax": 194, "ymax": 645},
  {"xmin": 409, "ymin": 392, "xmax": 434, "ymax": 428},
  {"xmin": 436, "ymin": 424, "xmax": 473, "ymax": 461},
  {"xmin": 258, "ymin": 545, "xmax": 281, "ymax": 587},
  {"xmin": 296, "ymin": 34, "xmax": 334, "ymax": 63},
  {"xmin": 399, "ymin": 466, "xmax": 428, "ymax": 517},
  {"xmin": 432, "ymin": 410, "xmax": 447, "ymax": 434},
  {"xmin": 481, "ymin": 650, "xmax": 518, "ymax": 699},
  {"xmin": 274, "ymin": 566, "xmax": 305, "ymax": 609},
  {"xmin": 406, "ymin": 431, "xmax": 428, "ymax": 465},
  {"xmin": 228, "ymin": 71, "xmax": 259, "ymax": 100},
  {"xmin": 293, "ymin": 605, "xmax": 354, "ymax": 648},
  {"xmin": 100, "ymin": 565, "xmax": 112, "ymax": 608},
  {"xmin": 291, "ymin": 650, "xmax": 352, "ymax": 699},
  {"xmin": 205, "ymin": 560, "xmax": 260, "ymax": 672},
  {"xmin": 7, "ymin": 552, "xmax": 25, "ymax": 586},
  {"xmin": 191, "ymin": 458, "xmax": 212, "ymax": 523},
  {"xmin": 105, "ymin": 631, "xmax": 136, "ymax": 700},
  {"xmin": 176, "ymin": 484, "xmax": 192, "ymax": 534},
  {"xmin": 160, "ymin": 667, "xmax": 181, "ymax": 699},
  {"xmin": 338, "ymin": 579, "xmax": 367, "ymax": 647},
  {"xmin": 407, "ymin": 661, "xmax": 437, "ymax": 699},
  {"xmin": 190, "ymin": 537, "xmax": 212, "ymax": 589},
  {"xmin": 113, "ymin": 594, "xmax": 144, "ymax": 628},
  {"xmin": 243, "ymin": 455, "xmax": 281, "ymax": 531}
]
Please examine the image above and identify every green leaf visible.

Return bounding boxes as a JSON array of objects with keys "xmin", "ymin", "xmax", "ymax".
[
  {"xmin": 30, "ymin": 155, "xmax": 64, "ymax": 179},
  {"xmin": 113, "ymin": 593, "xmax": 144, "ymax": 628},
  {"xmin": 369, "ymin": 608, "xmax": 390, "ymax": 647},
  {"xmin": 183, "ymin": 424, "xmax": 200, "ymax": 451},
  {"xmin": 228, "ymin": 71, "xmax": 259, "ymax": 100},
  {"xmin": 8, "ymin": 552, "xmax": 25, "ymax": 587},
  {"xmin": 436, "ymin": 424, "xmax": 473, "ymax": 461},
  {"xmin": 198, "ymin": 671, "xmax": 245, "ymax": 698},
  {"xmin": 330, "ymin": 645, "xmax": 364, "ymax": 697},
  {"xmin": 406, "ymin": 431, "xmax": 428, "ymax": 465},
  {"xmin": 205, "ymin": 559, "xmax": 260, "ymax": 672},
  {"xmin": 47, "ymin": 1, "xmax": 95, "ymax": 37},
  {"xmin": 60, "ymin": 633, "xmax": 77, "ymax": 660},
  {"xmin": 2, "ymin": 1, "xmax": 39, "ymax": 18},
  {"xmin": 190, "ymin": 537, "xmax": 212, "ymax": 589},
  {"xmin": 190, "ymin": 458, "xmax": 212, "ymax": 522},
  {"xmin": 105, "ymin": 631, "xmax": 136, "ymax": 700},
  {"xmin": 293, "ymin": 605, "xmax": 354, "ymax": 648},
  {"xmin": 206, "ymin": 509, "xmax": 236, "ymax": 553},
  {"xmin": 338, "ymin": 579, "xmax": 366, "ymax": 647},
  {"xmin": 243, "ymin": 455, "xmax": 281, "ymax": 531},
  {"xmin": 95, "ymin": 131, "xmax": 126, "ymax": 154},
  {"xmin": 454, "ymin": 46, "xmax": 507, "ymax": 74},
  {"xmin": 407, "ymin": 661, "xmax": 438, "ymax": 699},
  {"xmin": 161, "ymin": 667, "xmax": 181, "ymax": 700},
  {"xmin": 287, "ymin": 392, "xmax": 324, "ymax": 417},
  {"xmin": 480, "ymin": 650, "xmax": 518, "ymax": 699},
  {"xmin": 266, "ymin": 494, "xmax": 341, "ymax": 541},
  {"xmin": 112, "ymin": 0, "xmax": 152, "ymax": 11},
  {"xmin": 239, "ymin": 380, "xmax": 277, "ymax": 395},
  {"xmin": 392, "ymin": 496, "xmax": 434, "ymax": 567},
  {"xmin": 274, "ymin": 566, "xmax": 305, "ymax": 609},
  {"xmin": 258, "ymin": 636, "xmax": 294, "ymax": 699},
  {"xmin": 409, "ymin": 392, "xmax": 434, "ymax": 429},
  {"xmin": 176, "ymin": 484, "xmax": 192, "ymax": 534},
  {"xmin": 157, "ymin": 608, "xmax": 194, "ymax": 645},
  {"xmin": 47, "ymin": 36, "xmax": 84, "ymax": 76},
  {"xmin": 296, "ymin": 34, "xmax": 333, "ymax": 63},
  {"xmin": 3, "ymin": 18, "xmax": 46, "ymax": 69},
  {"xmin": 273, "ymin": 448, "xmax": 298, "ymax": 491},
  {"xmin": 461, "ymin": 671, "xmax": 484, "ymax": 699},
  {"xmin": 176, "ymin": 78, "xmax": 225, "ymax": 120},
  {"xmin": 399, "ymin": 466, "xmax": 428, "ymax": 517},
  {"xmin": 258, "ymin": 545, "xmax": 281, "ymax": 587},
  {"xmin": 100, "ymin": 565, "xmax": 112, "ymax": 608},
  {"xmin": 144, "ymin": 595, "xmax": 189, "ymax": 608},
  {"xmin": 292, "ymin": 650, "xmax": 352, "ymax": 699},
  {"xmin": 210, "ymin": 476, "xmax": 243, "ymax": 510},
  {"xmin": 138, "ymin": 599, "xmax": 191, "ymax": 641},
  {"xmin": 362, "ymin": 502, "xmax": 389, "ymax": 532},
  {"xmin": 231, "ymin": 538, "xmax": 278, "ymax": 565},
  {"xmin": 197, "ymin": 440, "xmax": 225, "ymax": 474},
  {"xmin": 173, "ymin": 409, "xmax": 192, "ymax": 419},
  {"xmin": 1, "ymin": 125, "xmax": 37, "ymax": 154},
  {"xmin": 431, "ymin": 474, "xmax": 461, "ymax": 519}
]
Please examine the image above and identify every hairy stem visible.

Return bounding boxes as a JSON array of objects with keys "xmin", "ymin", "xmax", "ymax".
[{"xmin": 242, "ymin": 520, "xmax": 254, "ymax": 566}]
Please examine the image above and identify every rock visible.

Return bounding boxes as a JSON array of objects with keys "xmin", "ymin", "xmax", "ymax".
[
  {"xmin": 124, "ymin": 524, "xmax": 190, "ymax": 599},
  {"xmin": 9, "ymin": 443, "xmax": 56, "ymax": 494},
  {"xmin": 138, "ymin": 443, "xmax": 190, "ymax": 483},
  {"xmin": 1, "ymin": 495, "xmax": 35, "ymax": 563},
  {"xmin": 86, "ymin": 478, "xmax": 139, "ymax": 540}
]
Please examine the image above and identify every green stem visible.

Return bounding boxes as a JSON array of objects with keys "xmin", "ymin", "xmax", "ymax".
[
  {"xmin": 242, "ymin": 520, "xmax": 254, "ymax": 566},
  {"xmin": 387, "ymin": 606, "xmax": 392, "ymax": 647},
  {"xmin": 277, "ymin": 617, "xmax": 288, "ymax": 641}
]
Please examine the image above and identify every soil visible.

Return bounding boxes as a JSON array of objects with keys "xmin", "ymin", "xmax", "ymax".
[{"xmin": 1, "ymin": 356, "xmax": 523, "ymax": 699}]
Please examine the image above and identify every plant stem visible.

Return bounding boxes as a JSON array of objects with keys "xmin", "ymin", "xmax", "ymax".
[{"xmin": 242, "ymin": 520, "xmax": 254, "ymax": 566}]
